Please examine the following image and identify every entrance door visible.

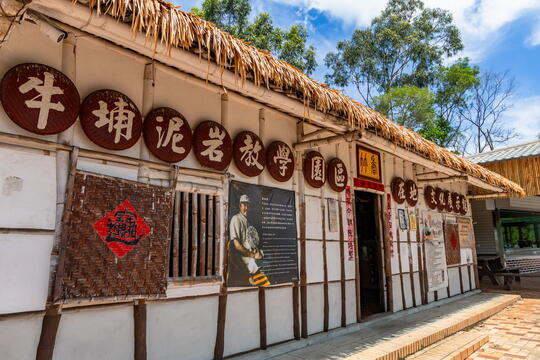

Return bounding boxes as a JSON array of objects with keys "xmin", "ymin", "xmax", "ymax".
[{"xmin": 355, "ymin": 191, "xmax": 385, "ymax": 317}]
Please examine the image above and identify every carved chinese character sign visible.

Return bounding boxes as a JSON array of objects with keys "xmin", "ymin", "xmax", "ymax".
[
  {"xmin": 460, "ymin": 195, "xmax": 469, "ymax": 215},
  {"xmin": 193, "ymin": 120, "xmax": 232, "ymax": 171},
  {"xmin": 424, "ymin": 185, "xmax": 438, "ymax": 210},
  {"xmin": 303, "ymin": 151, "xmax": 326, "ymax": 188},
  {"xmin": 327, "ymin": 158, "xmax": 348, "ymax": 192},
  {"xmin": 435, "ymin": 187, "xmax": 446, "ymax": 212},
  {"xmin": 444, "ymin": 190, "xmax": 453, "ymax": 213},
  {"xmin": 405, "ymin": 180, "xmax": 418, "ymax": 207},
  {"xmin": 266, "ymin": 141, "xmax": 294, "ymax": 182},
  {"xmin": 391, "ymin": 177, "xmax": 406, "ymax": 204},
  {"xmin": 357, "ymin": 145, "xmax": 381, "ymax": 181},
  {"xmin": 143, "ymin": 107, "xmax": 192, "ymax": 163},
  {"xmin": 81, "ymin": 89, "xmax": 142, "ymax": 150},
  {"xmin": 452, "ymin": 192, "xmax": 461, "ymax": 214},
  {"xmin": 233, "ymin": 131, "xmax": 265, "ymax": 177},
  {"xmin": 1, "ymin": 63, "xmax": 80, "ymax": 135}
]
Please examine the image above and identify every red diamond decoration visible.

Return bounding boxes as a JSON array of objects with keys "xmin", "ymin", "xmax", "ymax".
[{"xmin": 93, "ymin": 199, "xmax": 151, "ymax": 258}]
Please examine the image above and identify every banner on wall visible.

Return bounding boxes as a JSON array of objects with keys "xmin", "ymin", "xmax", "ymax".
[
  {"xmin": 345, "ymin": 187, "xmax": 355, "ymax": 261},
  {"xmin": 423, "ymin": 211, "xmax": 448, "ymax": 292},
  {"xmin": 227, "ymin": 181, "xmax": 298, "ymax": 287},
  {"xmin": 444, "ymin": 216, "xmax": 461, "ymax": 265},
  {"xmin": 458, "ymin": 217, "xmax": 475, "ymax": 264}
]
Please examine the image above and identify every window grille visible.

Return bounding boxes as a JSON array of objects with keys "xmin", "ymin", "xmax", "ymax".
[{"xmin": 169, "ymin": 191, "xmax": 221, "ymax": 280}]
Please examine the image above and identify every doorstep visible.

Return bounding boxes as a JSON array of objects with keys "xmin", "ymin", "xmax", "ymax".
[{"xmin": 232, "ymin": 291, "xmax": 519, "ymax": 360}]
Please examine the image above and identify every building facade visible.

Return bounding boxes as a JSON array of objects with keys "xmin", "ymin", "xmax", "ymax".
[{"xmin": 0, "ymin": 1, "xmax": 523, "ymax": 359}]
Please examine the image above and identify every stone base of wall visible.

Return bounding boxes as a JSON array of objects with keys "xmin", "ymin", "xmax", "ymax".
[{"xmin": 506, "ymin": 256, "xmax": 540, "ymax": 273}]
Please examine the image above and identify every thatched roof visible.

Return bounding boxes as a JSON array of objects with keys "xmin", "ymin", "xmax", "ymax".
[{"xmin": 78, "ymin": 0, "xmax": 524, "ymax": 195}]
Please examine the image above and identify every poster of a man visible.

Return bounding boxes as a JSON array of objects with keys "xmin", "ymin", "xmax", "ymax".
[
  {"xmin": 227, "ymin": 181, "xmax": 298, "ymax": 287},
  {"xmin": 229, "ymin": 194, "xmax": 270, "ymax": 286}
]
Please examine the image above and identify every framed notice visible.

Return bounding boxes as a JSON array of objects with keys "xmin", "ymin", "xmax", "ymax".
[
  {"xmin": 327, "ymin": 198, "xmax": 339, "ymax": 233},
  {"xmin": 227, "ymin": 181, "xmax": 298, "ymax": 287},
  {"xmin": 356, "ymin": 145, "xmax": 381, "ymax": 182},
  {"xmin": 444, "ymin": 216, "xmax": 461, "ymax": 265},
  {"xmin": 423, "ymin": 211, "xmax": 448, "ymax": 292}
]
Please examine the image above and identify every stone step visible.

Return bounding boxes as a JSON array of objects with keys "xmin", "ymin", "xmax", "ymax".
[{"xmin": 406, "ymin": 330, "xmax": 489, "ymax": 360}]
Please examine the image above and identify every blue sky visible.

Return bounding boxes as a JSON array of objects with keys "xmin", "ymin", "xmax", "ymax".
[{"xmin": 173, "ymin": 0, "xmax": 540, "ymax": 147}]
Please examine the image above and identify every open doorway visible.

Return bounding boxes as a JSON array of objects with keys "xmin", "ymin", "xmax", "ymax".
[{"xmin": 355, "ymin": 190, "xmax": 385, "ymax": 317}]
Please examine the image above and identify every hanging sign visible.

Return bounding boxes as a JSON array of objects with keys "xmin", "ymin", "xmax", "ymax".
[
  {"xmin": 81, "ymin": 89, "xmax": 142, "ymax": 150},
  {"xmin": 0, "ymin": 63, "xmax": 80, "ymax": 135},
  {"xmin": 391, "ymin": 177, "xmax": 406, "ymax": 204},
  {"xmin": 266, "ymin": 141, "xmax": 294, "ymax": 182},
  {"xmin": 193, "ymin": 120, "xmax": 232, "ymax": 171},
  {"xmin": 452, "ymin": 192, "xmax": 461, "ymax": 214},
  {"xmin": 423, "ymin": 211, "xmax": 448, "ymax": 292},
  {"xmin": 386, "ymin": 193, "xmax": 394, "ymax": 257},
  {"xmin": 345, "ymin": 187, "xmax": 355, "ymax": 260},
  {"xmin": 424, "ymin": 185, "xmax": 438, "ymax": 210},
  {"xmin": 327, "ymin": 158, "xmax": 347, "ymax": 192},
  {"xmin": 460, "ymin": 195, "xmax": 469, "ymax": 215},
  {"xmin": 353, "ymin": 178, "xmax": 385, "ymax": 192},
  {"xmin": 356, "ymin": 145, "xmax": 381, "ymax": 181},
  {"xmin": 443, "ymin": 190, "xmax": 453, "ymax": 213},
  {"xmin": 143, "ymin": 107, "xmax": 192, "ymax": 163},
  {"xmin": 303, "ymin": 151, "xmax": 326, "ymax": 188},
  {"xmin": 444, "ymin": 217, "xmax": 461, "ymax": 265},
  {"xmin": 233, "ymin": 131, "xmax": 265, "ymax": 177},
  {"xmin": 405, "ymin": 180, "xmax": 418, "ymax": 207}
]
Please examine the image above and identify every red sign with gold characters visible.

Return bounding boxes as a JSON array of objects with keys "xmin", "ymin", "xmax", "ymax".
[
  {"xmin": 143, "ymin": 107, "xmax": 192, "ymax": 163},
  {"xmin": 266, "ymin": 141, "xmax": 294, "ymax": 182},
  {"xmin": 81, "ymin": 89, "xmax": 142, "ymax": 150},
  {"xmin": 193, "ymin": 120, "xmax": 232, "ymax": 171},
  {"xmin": 404, "ymin": 180, "xmax": 419, "ymax": 207},
  {"xmin": 92, "ymin": 199, "xmax": 151, "ymax": 258},
  {"xmin": 303, "ymin": 151, "xmax": 326, "ymax": 188},
  {"xmin": 0, "ymin": 63, "xmax": 80, "ymax": 135},
  {"xmin": 327, "ymin": 158, "xmax": 348, "ymax": 192},
  {"xmin": 391, "ymin": 177, "xmax": 406, "ymax": 204},
  {"xmin": 233, "ymin": 131, "xmax": 266, "ymax": 177}
]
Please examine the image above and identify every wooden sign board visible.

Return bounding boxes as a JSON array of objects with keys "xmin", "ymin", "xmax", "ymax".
[{"xmin": 356, "ymin": 145, "xmax": 381, "ymax": 182}]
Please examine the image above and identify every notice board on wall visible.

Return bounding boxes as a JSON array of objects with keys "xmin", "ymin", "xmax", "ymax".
[
  {"xmin": 55, "ymin": 171, "xmax": 173, "ymax": 302},
  {"xmin": 423, "ymin": 211, "xmax": 448, "ymax": 292},
  {"xmin": 227, "ymin": 180, "xmax": 298, "ymax": 287},
  {"xmin": 458, "ymin": 217, "xmax": 475, "ymax": 264}
]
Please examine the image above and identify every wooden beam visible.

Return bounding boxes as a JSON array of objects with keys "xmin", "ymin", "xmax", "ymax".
[
  {"xmin": 36, "ymin": 305, "xmax": 61, "ymax": 360},
  {"xmin": 292, "ymin": 282, "xmax": 300, "ymax": 340},
  {"xmin": 293, "ymin": 132, "xmax": 358, "ymax": 150},
  {"xmin": 379, "ymin": 195, "xmax": 394, "ymax": 313},
  {"xmin": 396, "ymin": 229, "xmax": 407, "ymax": 309},
  {"xmin": 321, "ymin": 203, "xmax": 329, "ymax": 332},
  {"xmin": 181, "ymin": 192, "xmax": 189, "ymax": 277},
  {"xmin": 338, "ymin": 197, "xmax": 346, "ymax": 327},
  {"xmin": 350, "ymin": 190, "xmax": 361, "ymax": 322},
  {"xmin": 172, "ymin": 192, "xmax": 181, "ymax": 278},
  {"xmin": 199, "ymin": 194, "xmax": 207, "ymax": 276},
  {"xmin": 258, "ymin": 288, "xmax": 267, "ymax": 349},
  {"xmin": 133, "ymin": 300, "xmax": 147, "ymax": 360},
  {"xmin": 191, "ymin": 194, "xmax": 199, "ymax": 277}
]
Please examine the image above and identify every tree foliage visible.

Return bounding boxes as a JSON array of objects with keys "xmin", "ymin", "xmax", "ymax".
[
  {"xmin": 192, "ymin": 0, "xmax": 316, "ymax": 74},
  {"xmin": 324, "ymin": 0, "xmax": 462, "ymax": 107}
]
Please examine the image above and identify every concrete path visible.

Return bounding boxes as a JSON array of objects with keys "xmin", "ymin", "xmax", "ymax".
[{"xmin": 260, "ymin": 293, "xmax": 519, "ymax": 360}]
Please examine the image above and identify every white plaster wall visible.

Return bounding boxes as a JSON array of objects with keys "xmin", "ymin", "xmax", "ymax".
[
  {"xmin": 392, "ymin": 274, "xmax": 403, "ymax": 312},
  {"xmin": 266, "ymin": 287, "xmax": 294, "ymax": 345},
  {"xmin": 223, "ymin": 291, "xmax": 260, "ymax": 357},
  {"xmin": 0, "ymin": 234, "xmax": 53, "ymax": 314},
  {"xmin": 306, "ymin": 241, "xmax": 324, "ymax": 283},
  {"xmin": 328, "ymin": 282, "xmax": 341, "ymax": 330},
  {"xmin": 402, "ymin": 275, "xmax": 413, "ymax": 309},
  {"xmin": 77, "ymin": 158, "xmax": 139, "ymax": 181},
  {"xmin": 307, "ymin": 284, "xmax": 324, "ymax": 335},
  {"xmin": 147, "ymin": 297, "xmax": 218, "ymax": 360},
  {"xmin": 461, "ymin": 266, "xmax": 471, "ymax": 292},
  {"xmin": 0, "ymin": 148, "xmax": 56, "ymax": 229},
  {"xmin": 326, "ymin": 242, "xmax": 341, "ymax": 282},
  {"xmin": 0, "ymin": 315, "xmax": 43, "ymax": 360},
  {"xmin": 344, "ymin": 241, "xmax": 356, "ymax": 280},
  {"xmin": 413, "ymin": 273, "xmax": 422, "ymax": 303},
  {"xmin": 305, "ymin": 195, "xmax": 322, "ymax": 239},
  {"xmin": 345, "ymin": 280, "xmax": 357, "ymax": 325},
  {"xmin": 54, "ymin": 307, "xmax": 134, "ymax": 360}
]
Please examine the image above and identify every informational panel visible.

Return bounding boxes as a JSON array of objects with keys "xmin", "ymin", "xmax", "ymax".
[
  {"xmin": 56, "ymin": 171, "xmax": 173, "ymax": 301},
  {"xmin": 458, "ymin": 217, "xmax": 475, "ymax": 264},
  {"xmin": 423, "ymin": 211, "xmax": 448, "ymax": 292},
  {"xmin": 444, "ymin": 216, "xmax": 461, "ymax": 265},
  {"xmin": 227, "ymin": 181, "xmax": 298, "ymax": 287},
  {"xmin": 327, "ymin": 198, "xmax": 339, "ymax": 233}
]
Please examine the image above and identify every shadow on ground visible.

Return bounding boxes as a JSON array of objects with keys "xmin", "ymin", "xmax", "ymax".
[{"xmin": 480, "ymin": 275, "xmax": 540, "ymax": 299}]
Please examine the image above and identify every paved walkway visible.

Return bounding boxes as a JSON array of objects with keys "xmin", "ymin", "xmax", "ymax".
[
  {"xmin": 468, "ymin": 298, "xmax": 540, "ymax": 360},
  {"xmin": 243, "ymin": 292, "xmax": 518, "ymax": 360}
]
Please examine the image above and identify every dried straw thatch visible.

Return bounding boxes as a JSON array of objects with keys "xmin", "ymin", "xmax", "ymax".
[{"xmin": 78, "ymin": 0, "xmax": 524, "ymax": 195}]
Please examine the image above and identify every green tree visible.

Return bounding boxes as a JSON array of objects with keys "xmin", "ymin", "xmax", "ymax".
[
  {"xmin": 324, "ymin": 0, "xmax": 462, "ymax": 107},
  {"xmin": 192, "ymin": 0, "xmax": 317, "ymax": 74}
]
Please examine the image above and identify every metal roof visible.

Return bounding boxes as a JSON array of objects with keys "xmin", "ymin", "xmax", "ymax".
[{"xmin": 468, "ymin": 140, "xmax": 540, "ymax": 164}]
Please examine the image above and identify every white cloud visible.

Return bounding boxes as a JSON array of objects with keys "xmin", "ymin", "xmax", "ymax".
[
  {"xmin": 499, "ymin": 95, "xmax": 540, "ymax": 145},
  {"xmin": 526, "ymin": 18, "xmax": 540, "ymax": 46},
  {"xmin": 269, "ymin": 0, "xmax": 540, "ymax": 60}
]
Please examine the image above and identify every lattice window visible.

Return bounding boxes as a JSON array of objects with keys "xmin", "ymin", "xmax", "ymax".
[{"xmin": 169, "ymin": 192, "xmax": 221, "ymax": 280}]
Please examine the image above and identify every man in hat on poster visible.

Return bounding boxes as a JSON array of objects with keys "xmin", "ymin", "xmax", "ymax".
[{"xmin": 229, "ymin": 194, "xmax": 269, "ymax": 286}]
